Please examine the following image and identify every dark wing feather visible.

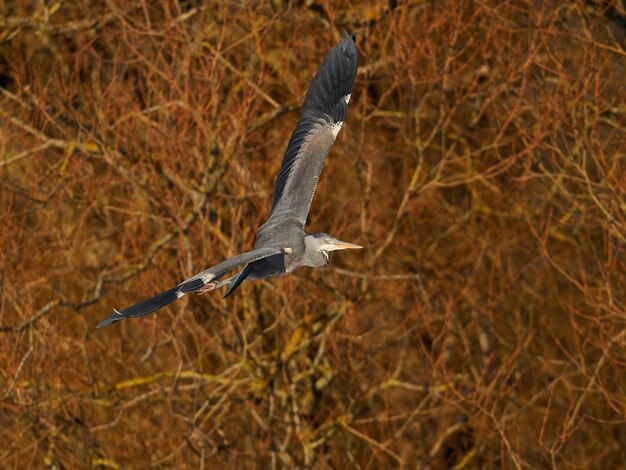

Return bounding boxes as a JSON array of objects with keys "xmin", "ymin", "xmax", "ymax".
[
  {"xmin": 222, "ymin": 264, "xmax": 253, "ymax": 298},
  {"xmin": 255, "ymin": 33, "xmax": 358, "ymax": 246},
  {"xmin": 96, "ymin": 247, "xmax": 281, "ymax": 328}
]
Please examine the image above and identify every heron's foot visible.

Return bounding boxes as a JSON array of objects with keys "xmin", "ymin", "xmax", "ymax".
[{"xmin": 196, "ymin": 281, "xmax": 218, "ymax": 295}]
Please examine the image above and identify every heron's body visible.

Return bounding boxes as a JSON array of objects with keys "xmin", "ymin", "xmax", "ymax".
[
  {"xmin": 248, "ymin": 231, "xmax": 330, "ymax": 280},
  {"xmin": 97, "ymin": 34, "xmax": 360, "ymax": 329}
]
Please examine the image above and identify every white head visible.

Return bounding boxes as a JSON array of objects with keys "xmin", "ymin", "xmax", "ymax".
[{"xmin": 304, "ymin": 232, "xmax": 363, "ymax": 267}]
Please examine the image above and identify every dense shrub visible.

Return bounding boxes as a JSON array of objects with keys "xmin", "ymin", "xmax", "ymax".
[{"xmin": 1, "ymin": 1, "xmax": 625, "ymax": 467}]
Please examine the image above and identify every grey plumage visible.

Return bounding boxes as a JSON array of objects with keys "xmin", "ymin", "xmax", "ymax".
[
  {"xmin": 256, "ymin": 33, "xmax": 358, "ymax": 246},
  {"xmin": 96, "ymin": 247, "xmax": 281, "ymax": 328},
  {"xmin": 97, "ymin": 33, "xmax": 360, "ymax": 329}
]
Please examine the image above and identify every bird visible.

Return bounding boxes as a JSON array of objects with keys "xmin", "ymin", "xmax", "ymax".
[{"xmin": 97, "ymin": 33, "xmax": 360, "ymax": 329}]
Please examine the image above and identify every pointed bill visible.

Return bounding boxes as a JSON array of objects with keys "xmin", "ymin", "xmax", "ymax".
[{"xmin": 323, "ymin": 240, "xmax": 363, "ymax": 251}]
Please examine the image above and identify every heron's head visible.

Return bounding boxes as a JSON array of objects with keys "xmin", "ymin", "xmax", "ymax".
[{"xmin": 307, "ymin": 232, "xmax": 362, "ymax": 257}]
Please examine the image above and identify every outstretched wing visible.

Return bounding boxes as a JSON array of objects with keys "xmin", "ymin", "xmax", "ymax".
[
  {"xmin": 96, "ymin": 247, "xmax": 281, "ymax": 328},
  {"xmin": 255, "ymin": 33, "xmax": 358, "ymax": 246}
]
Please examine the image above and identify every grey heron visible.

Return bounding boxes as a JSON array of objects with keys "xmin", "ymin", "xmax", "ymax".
[{"xmin": 97, "ymin": 33, "xmax": 360, "ymax": 329}]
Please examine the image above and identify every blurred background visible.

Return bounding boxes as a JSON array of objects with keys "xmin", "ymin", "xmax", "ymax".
[{"xmin": 2, "ymin": 0, "xmax": 626, "ymax": 467}]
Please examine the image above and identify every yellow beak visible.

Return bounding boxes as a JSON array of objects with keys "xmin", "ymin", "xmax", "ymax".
[{"xmin": 329, "ymin": 240, "xmax": 363, "ymax": 251}]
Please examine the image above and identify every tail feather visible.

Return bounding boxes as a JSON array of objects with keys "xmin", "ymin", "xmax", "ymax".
[{"xmin": 223, "ymin": 265, "xmax": 252, "ymax": 298}]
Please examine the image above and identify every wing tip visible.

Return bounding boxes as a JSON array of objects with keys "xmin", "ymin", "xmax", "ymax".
[
  {"xmin": 340, "ymin": 31, "xmax": 358, "ymax": 56},
  {"xmin": 96, "ymin": 308, "xmax": 126, "ymax": 329}
]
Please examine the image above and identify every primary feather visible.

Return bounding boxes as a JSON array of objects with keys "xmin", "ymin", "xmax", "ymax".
[{"xmin": 255, "ymin": 33, "xmax": 358, "ymax": 246}]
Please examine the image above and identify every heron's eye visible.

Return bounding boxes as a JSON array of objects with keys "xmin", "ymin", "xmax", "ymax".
[{"xmin": 324, "ymin": 237, "xmax": 330, "ymax": 243}]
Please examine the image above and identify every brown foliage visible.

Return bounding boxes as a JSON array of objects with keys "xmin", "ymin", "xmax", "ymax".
[{"xmin": 2, "ymin": 0, "xmax": 626, "ymax": 467}]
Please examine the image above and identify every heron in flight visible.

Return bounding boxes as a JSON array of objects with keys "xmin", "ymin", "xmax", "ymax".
[{"xmin": 97, "ymin": 33, "xmax": 360, "ymax": 329}]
